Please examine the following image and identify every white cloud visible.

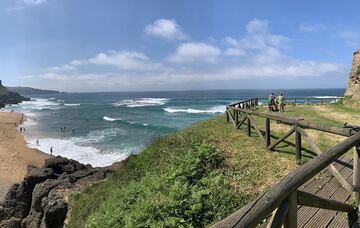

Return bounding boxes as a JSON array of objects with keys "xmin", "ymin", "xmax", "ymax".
[
  {"xmin": 338, "ymin": 31, "xmax": 360, "ymax": 48},
  {"xmin": 168, "ymin": 42, "xmax": 221, "ymax": 63},
  {"xmin": 145, "ymin": 18, "xmax": 187, "ymax": 41},
  {"xmin": 299, "ymin": 23, "xmax": 325, "ymax": 32},
  {"xmin": 23, "ymin": 0, "xmax": 47, "ymax": 5},
  {"xmin": 224, "ymin": 48, "xmax": 246, "ymax": 56},
  {"xmin": 246, "ymin": 18, "xmax": 269, "ymax": 34},
  {"xmin": 21, "ymin": 18, "xmax": 344, "ymax": 91},
  {"xmin": 50, "ymin": 51, "xmax": 166, "ymax": 72},
  {"xmin": 88, "ymin": 51, "xmax": 164, "ymax": 71}
]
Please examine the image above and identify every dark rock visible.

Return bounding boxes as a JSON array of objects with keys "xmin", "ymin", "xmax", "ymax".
[
  {"xmin": 44, "ymin": 156, "xmax": 86, "ymax": 174},
  {"xmin": 0, "ymin": 217, "xmax": 21, "ymax": 228},
  {"xmin": 0, "ymin": 155, "xmax": 124, "ymax": 227}
]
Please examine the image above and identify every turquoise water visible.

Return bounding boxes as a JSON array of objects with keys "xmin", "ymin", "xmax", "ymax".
[{"xmin": 4, "ymin": 89, "xmax": 344, "ymax": 166}]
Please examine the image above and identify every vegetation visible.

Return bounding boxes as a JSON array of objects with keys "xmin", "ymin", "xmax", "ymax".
[{"xmin": 68, "ymin": 103, "xmax": 360, "ymax": 227}]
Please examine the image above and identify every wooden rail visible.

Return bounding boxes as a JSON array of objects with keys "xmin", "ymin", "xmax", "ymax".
[
  {"xmin": 257, "ymin": 96, "xmax": 343, "ymax": 106},
  {"xmin": 214, "ymin": 98, "xmax": 360, "ymax": 228}
]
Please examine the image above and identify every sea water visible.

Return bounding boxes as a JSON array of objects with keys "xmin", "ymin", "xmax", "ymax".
[{"xmin": 4, "ymin": 89, "xmax": 344, "ymax": 167}]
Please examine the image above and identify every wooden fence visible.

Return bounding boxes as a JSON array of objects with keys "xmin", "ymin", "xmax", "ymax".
[
  {"xmin": 215, "ymin": 98, "xmax": 360, "ymax": 228},
  {"xmin": 257, "ymin": 96, "xmax": 343, "ymax": 106}
]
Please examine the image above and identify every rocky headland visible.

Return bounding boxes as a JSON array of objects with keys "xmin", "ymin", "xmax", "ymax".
[
  {"xmin": 0, "ymin": 156, "xmax": 128, "ymax": 228},
  {"xmin": 0, "ymin": 80, "xmax": 30, "ymax": 109}
]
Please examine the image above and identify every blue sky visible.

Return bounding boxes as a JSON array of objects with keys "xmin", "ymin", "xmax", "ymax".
[{"xmin": 0, "ymin": 0, "xmax": 359, "ymax": 92}]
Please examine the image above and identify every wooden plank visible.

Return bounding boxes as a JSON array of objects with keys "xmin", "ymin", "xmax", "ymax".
[
  {"xmin": 236, "ymin": 116, "xmax": 247, "ymax": 129},
  {"xmin": 247, "ymin": 114, "xmax": 266, "ymax": 146},
  {"xmin": 284, "ymin": 191, "xmax": 297, "ymax": 228},
  {"xmin": 295, "ymin": 126, "xmax": 302, "ymax": 163},
  {"xmin": 296, "ymin": 158, "xmax": 352, "ymax": 226},
  {"xmin": 268, "ymin": 126, "xmax": 295, "ymax": 151},
  {"xmin": 213, "ymin": 133, "xmax": 360, "ymax": 228},
  {"xmin": 267, "ymin": 200, "xmax": 289, "ymax": 228},
  {"xmin": 297, "ymin": 190, "xmax": 353, "ymax": 212},
  {"xmin": 298, "ymin": 158, "xmax": 353, "ymax": 227},
  {"xmin": 298, "ymin": 127, "xmax": 352, "ymax": 193},
  {"xmin": 353, "ymin": 145, "xmax": 360, "ymax": 203},
  {"xmin": 265, "ymin": 118, "xmax": 271, "ymax": 148},
  {"xmin": 247, "ymin": 116, "xmax": 251, "ymax": 137},
  {"xmin": 301, "ymin": 165, "xmax": 353, "ymax": 227},
  {"xmin": 226, "ymin": 109, "xmax": 236, "ymax": 127}
]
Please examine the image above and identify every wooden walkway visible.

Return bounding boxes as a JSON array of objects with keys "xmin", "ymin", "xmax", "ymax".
[{"xmin": 262, "ymin": 156, "xmax": 358, "ymax": 227}]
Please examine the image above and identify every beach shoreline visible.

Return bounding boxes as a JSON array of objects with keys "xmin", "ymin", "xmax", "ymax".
[{"xmin": 0, "ymin": 112, "xmax": 49, "ymax": 201}]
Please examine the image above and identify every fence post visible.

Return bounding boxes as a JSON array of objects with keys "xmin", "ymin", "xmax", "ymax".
[
  {"xmin": 266, "ymin": 118, "xmax": 271, "ymax": 149},
  {"xmin": 226, "ymin": 108, "xmax": 229, "ymax": 123},
  {"xmin": 284, "ymin": 191, "xmax": 298, "ymax": 228},
  {"xmin": 235, "ymin": 109, "xmax": 239, "ymax": 126},
  {"xmin": 247, "ymin": 116, "xmax": 251, "ymax": 137},
  {"xmin": 295, "ymin": 125, "xmax": 302, "ymax": 164},
  {"xmin": 353, "ymin": 144, "xmax": 360, "ymax": 203}
]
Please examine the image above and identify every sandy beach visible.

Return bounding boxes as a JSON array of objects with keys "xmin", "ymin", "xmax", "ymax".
[{"xmin": 0, "ymin": 112, "xmax": 49, "ymax": 201}]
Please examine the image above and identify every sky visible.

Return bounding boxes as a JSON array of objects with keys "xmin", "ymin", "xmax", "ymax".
[{"xmin": 0, "ymin": 0, "xmax": 360, "ymax": 92}]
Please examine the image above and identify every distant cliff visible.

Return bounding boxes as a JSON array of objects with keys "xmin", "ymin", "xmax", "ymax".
[
  {"xmin": 344, "ymin": 49, "xmax": 360, "ymax": 107},
  {"xmin": 7, "ymin": 86, "xmax": 61, "ymax": 95},
  {"xmin": 0, "ymin": 81, "xmax": 30, "ymax": 108}
]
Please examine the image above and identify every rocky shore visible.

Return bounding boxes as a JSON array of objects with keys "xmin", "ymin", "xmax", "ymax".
[{"xmin": 0, "ymin": 156, "xmax": 113, "ymax": 228}]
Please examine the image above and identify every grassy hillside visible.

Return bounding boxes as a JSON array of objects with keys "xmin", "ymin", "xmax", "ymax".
[{"xmin": 67, "ymin": 103, "xmax": 360, "ymax": 227}]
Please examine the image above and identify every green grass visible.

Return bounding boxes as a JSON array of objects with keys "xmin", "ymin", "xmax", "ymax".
[{"xmin": 68, "ymin": 103, "xmax": 358, "ymax": 227}]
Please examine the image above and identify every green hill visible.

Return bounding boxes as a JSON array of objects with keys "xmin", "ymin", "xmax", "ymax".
[{"xmin": 68, "ymin": 102, "xmax": 359, "ymax": 227}]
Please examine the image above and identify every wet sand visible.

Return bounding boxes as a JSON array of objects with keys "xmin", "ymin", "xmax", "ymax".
[{"xmin": 0, "ymin": 112, "xmax": 49, "ymax": 201}]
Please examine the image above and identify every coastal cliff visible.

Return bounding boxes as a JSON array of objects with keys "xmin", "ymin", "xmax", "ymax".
[
  {"xmin": 0, "ymin": 80, "xmax": 30, "ymax": 108},
  {"xmin": 0, "ymin": 156, "xmax": 112, "ymax": 228},
  {"xmin": 344, "ymin": 49, "xmax": 360, "ymax": 107}
]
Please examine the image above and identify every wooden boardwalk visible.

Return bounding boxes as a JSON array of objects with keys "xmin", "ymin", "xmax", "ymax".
[
  {"xmin": 259, "ymin": 157, "xmax": 357, "ymax": 227},
  {"xmin": 281, "ymin": 157, "xmax": 357, "ymax": 227}
]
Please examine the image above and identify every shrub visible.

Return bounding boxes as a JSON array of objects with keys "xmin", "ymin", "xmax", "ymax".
[{"xmin": 87, "ymin": 143, "xmax": 243, "ymax": 227}]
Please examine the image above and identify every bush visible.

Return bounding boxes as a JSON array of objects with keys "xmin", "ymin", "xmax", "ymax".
[{"xmin": 86, "ymin": 143, "xmax": 243, "ymax": 227}]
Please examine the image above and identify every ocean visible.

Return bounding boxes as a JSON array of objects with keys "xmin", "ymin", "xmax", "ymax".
[{"xmin": 4, "ymin": 89, "xmax": 344, "ymax": 167}]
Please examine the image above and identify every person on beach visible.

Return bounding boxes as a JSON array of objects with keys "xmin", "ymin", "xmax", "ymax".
[
  {"xmin": 72, "ymin": 129, "xmax": 75, "ymax": 135},
  {"xmin": 23, "ymin": 127, "xmax": 25, "ymax": 132},
  {"xmin": 277, "ymin": 93, "xmax": 285, "ymax": 112},
  {"xmin": 36, "ymin": 140, "xmax": 39, "ymax": 146},
  {"xmin": 50, "ymin": 147, "xmax": 53, "ymax": 155},
  {"xmin": 20, "ymin": 127, "xmax": 22, "ymax": 132}
]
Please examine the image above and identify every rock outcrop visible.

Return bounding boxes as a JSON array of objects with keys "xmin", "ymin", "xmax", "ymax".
[
  {"xmin": 0, "ymin": 156, "xmax": 111, "ymax": 228},
  {"xmin": 344, "ymin": 49, "xmax": 360, "ymax": 107},
  {"xmin": 0, "ymin": 80, "xmax": 30, "ymax": 108}
]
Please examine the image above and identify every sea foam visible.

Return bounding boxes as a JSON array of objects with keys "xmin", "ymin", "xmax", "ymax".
[
  {"xmin": 163, "ymin": 105, "xmax": 226, "ymax": 114},
  {"xmin": 113, "ymin": 98, "xmax": 169, "ymax": 107},
  {"xmin": 26, "ymin": 137, "xmax": 128, "ymax": 167}
]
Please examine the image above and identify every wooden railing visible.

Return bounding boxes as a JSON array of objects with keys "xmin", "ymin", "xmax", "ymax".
[
  {"xmin": 257, "ymin": 96, "xmax": 343, "ymax": 106},
  {"xmin": 215, "ymin": 100, "xmax": 360, "ymax": 228}
]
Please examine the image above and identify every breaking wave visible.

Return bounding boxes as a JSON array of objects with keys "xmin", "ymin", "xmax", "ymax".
[
  {"xmin": 112, "ymin": 98, "xmax": 169, "ymax": 107},
  {"xmin": 163, "ymin": 105, "xmax": 225, "ymax": 114}
]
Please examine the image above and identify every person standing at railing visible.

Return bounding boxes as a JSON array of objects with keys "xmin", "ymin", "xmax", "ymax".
[
  {"xmin": 268, "ymin": 93, "xmax": 273, "ymax": 111},
  {"xmin": 277, "ymin": 93, "xmax": 285, "ymax": 112}
]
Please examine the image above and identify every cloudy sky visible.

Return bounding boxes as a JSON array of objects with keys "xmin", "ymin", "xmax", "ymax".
[{"xmin": 0, "ymin": 0, "xmax": 359, "ymax": 92}]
